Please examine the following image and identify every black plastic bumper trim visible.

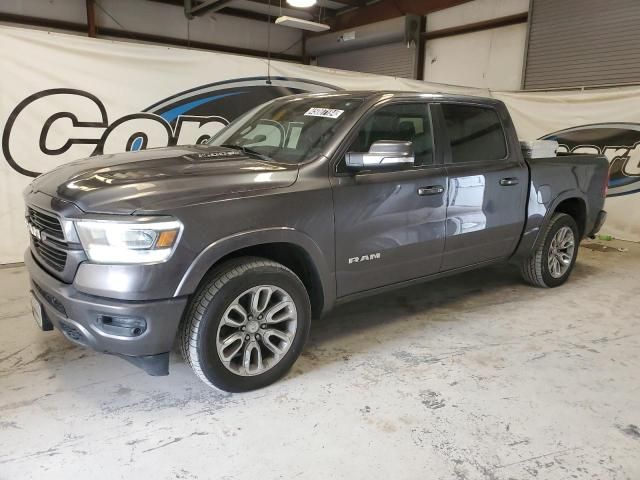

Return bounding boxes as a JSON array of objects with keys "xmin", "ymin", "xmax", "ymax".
[
  {"xmin": 116, "ymin": 352, "xmax": 171, "ymax": 376},
  {"xmin": 588, "ymin": 210, "xmax": 607, "ymax": 238}
]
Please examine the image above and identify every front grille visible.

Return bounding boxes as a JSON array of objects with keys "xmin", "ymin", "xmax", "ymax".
[
  {"xmin": 27, "ymin": 207, "xmax": 64, "ymax": 238},
  {"xmin": 33, "ymin": 238, "xmax": 67, "ymax": 271},
  {"xmin": 27, "ymin": 207, "xmax": 69, "ymax": 272}
]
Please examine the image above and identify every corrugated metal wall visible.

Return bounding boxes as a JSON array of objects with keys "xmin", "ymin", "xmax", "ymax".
[
  {"xmin": 523, "ymin": 0, "xmax": 640, "ymax": 89},
  {"xmin": 316, "ymin": 42, "xmax": 416, "ymax": 79}
]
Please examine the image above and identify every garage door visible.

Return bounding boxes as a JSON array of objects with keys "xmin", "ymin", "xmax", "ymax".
[
  {"xmin": 316, "ymin": 42, "xmax": 416, "ymax": 79},
  {"xmin": 523, "ymin": 0, "xmax": 640, "ymax": 89},
  {"xmin": 308, "ymin": 16, "xmax": 418, "ymax": 80}
]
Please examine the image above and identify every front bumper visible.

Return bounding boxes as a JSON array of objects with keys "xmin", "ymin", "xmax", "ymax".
[{"xmin": 25, "ymin": 250, "xmax": 188, "ymax": 375}]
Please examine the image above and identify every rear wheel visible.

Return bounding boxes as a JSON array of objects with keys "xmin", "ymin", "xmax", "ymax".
[
  {"xmin": 180, "ymin": 257, "xmax": 311, "ymax": 392},
  {"xmin": 521, "ymin": 212, "xmax": 580, "ymax": 288}
]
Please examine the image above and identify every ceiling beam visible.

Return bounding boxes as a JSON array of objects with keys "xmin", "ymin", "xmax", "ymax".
[
  {"xmin": 186, "ymin": 0, "xmax": 236, "ymax": 17},
  {"xmin": 334, "ymin": 0, "xmax": 368, "ymax": 7},
  {"xmin": 242, "ymin": 0, "xmax": 332, "ymax": 19},
  {"xmin": 219, "ymin": 6, "xmax": 276, "ymax": 22},
  {"xmin": 150, "ymin": 0, "xmax": 276, "ymax": 22},
  {"xmin": 422, "ymin": 11, "xmax": 528, "ymax": 40},
  {"xmin": 326, "ymin": 0, "xmax": 474, "ymax": 31}
]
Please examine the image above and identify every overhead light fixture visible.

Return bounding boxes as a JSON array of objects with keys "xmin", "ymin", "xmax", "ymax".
[
  {"xmin": 286, "ymin": 0, "xmax": 317, "ymax": 7},
  {"xmin": 275, "ymin": 16, "xmax": 330, "ymax": 32}
]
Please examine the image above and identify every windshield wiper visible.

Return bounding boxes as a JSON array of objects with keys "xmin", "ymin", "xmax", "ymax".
[{"xmin": 220, "ymin": 144, "xmax": 272, "ymax": 162}]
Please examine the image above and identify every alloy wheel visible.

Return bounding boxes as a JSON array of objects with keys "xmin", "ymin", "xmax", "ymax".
[
  {"xmin": 216, "ymin": 285, "xmax": 298, "ymax": 376},
  {"xmin": 547, "ymin": 226, "xmax": 575, "ymax": 278}
]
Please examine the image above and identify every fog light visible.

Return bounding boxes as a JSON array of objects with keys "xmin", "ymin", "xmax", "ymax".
[{"xmin": 96, "ymin": 314, "xmax": 146, "ymax": 337}]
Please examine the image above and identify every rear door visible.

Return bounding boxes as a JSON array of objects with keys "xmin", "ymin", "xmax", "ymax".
[
  {"xmin": 331, "ymin": 101, "xmax": 448, "ymax": 297},
  {"xmin": 436, "ymin": 102, "xmax": 527, "ymax": 270}
]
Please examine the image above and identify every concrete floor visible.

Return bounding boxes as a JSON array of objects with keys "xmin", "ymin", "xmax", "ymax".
[{"xmin": 0, "ymin": 239, "xmax": 639, "ymax": 480}]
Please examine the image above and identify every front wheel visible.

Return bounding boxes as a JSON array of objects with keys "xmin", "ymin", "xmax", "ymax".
[
  {"xmin": 521, "ymin": 212, "xmax": 580, "ymax": 288},
  {"xmin": 180, "ymin": 257, "xmax": 311, "ymax": 392}
]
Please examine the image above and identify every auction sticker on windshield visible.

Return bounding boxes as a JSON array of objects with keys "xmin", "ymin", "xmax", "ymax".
[{"xmin": 304, "ymin": 108, "xmax": 344, "ymax": 119}]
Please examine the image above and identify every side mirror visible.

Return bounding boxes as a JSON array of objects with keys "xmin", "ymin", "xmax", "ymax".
[{"xmin": 345, "ymin": 140, "xmax": 415, "ymax": 169}]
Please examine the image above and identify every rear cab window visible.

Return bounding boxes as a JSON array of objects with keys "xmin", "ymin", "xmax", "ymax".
[{"xmin": 441, "ymin": 103, "xmax": 507, "ymax": 163}]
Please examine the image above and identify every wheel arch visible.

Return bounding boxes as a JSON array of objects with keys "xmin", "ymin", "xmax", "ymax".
[
  {"xmin": 536, "ymin": 192, "xmax": 588, "ymax": 247},
  {"xmin": 554, "ymin": 197, "xmax": 587, "ymax": 238},
  {"xmin": 174, "ymin": 228, "xmax": 335, "ymax": 319},
  {"xmin": 512, "ymin": 190, "xmax": 588, "ymax": 262}
]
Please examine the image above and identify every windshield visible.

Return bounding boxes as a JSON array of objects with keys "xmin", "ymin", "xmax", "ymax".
[{"xmin": 208, "ymin": 96, "xmax": 364, "ymax": 163}]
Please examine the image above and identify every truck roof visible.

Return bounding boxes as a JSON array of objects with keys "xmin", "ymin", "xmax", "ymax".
[{"xmin": 287, "ymin": 90, "xmax": 504, "ymax": 107}]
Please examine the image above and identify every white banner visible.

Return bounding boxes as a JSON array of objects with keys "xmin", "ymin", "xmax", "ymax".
[
  {"xmin": 0, "ymin": 25, "xmax": 637, "ymax": 263},
  {"xmin": 495, "ymin": 88, "xmax": 640, "ymax": 242}
]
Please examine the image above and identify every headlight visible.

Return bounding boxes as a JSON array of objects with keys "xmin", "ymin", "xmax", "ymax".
[{"xmin": 75, "ymin": 218, "xmax": 182, "ymax": 264}]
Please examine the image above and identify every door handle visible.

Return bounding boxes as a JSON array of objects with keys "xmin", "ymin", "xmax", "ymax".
[
  {"xmin": 500, "ymin": 177, "xmax": 519, "ymax": 186},
  {"xmin": 418, "ymin": 185, "xmax": 444, "ymax": 196}
]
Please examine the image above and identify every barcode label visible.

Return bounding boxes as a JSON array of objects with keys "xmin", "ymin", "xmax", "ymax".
[{"xmin": 304, "ymin": 108, "xmax": 344, "ymax": 119}]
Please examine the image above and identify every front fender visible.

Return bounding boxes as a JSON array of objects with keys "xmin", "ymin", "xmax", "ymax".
[{"xmin": 173, "ymin": 227, "xmax": 336, "ymax": 314}]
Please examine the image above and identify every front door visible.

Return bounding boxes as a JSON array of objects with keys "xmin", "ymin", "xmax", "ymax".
[{"xmin": 331, "ymin": 102, "xmax": 448, "ymax": 297}]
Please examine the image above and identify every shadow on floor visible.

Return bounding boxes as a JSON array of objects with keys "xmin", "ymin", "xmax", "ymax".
[
  {"xmin": 168, "ymin": 255, "xmax": 600, "ymax": 371},
  {"xmin": 71, "ymin": 254, "xmax": 602, "ymax": 380}
]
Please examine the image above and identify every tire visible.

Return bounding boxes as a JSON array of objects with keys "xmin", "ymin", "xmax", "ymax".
[
  {"xmin": 179, "ymin": 257, "xmax": 311, "ymax": 392},
  {"xmin": 520, "ymin": 212, "xmax": 580, "ymax": 288}
]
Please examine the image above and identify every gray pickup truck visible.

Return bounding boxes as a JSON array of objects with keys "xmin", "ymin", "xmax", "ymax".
[{"xmin": 24, "ymin": 91, "xmax": 608, "ymax": 391}]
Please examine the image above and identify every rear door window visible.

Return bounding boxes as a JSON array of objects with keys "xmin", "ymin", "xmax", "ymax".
[{"xmin": 441, "ymin": 104, "xmax": 507, "ymax": 163}]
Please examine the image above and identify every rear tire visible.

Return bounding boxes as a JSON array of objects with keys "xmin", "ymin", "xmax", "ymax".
[
  {"xmin": 180, "ymin": 257, "xmax": 311, "ymax": 392},
  {"xmin": 521, "ymin": 212, "xmax": 580, "ymax": 288}
]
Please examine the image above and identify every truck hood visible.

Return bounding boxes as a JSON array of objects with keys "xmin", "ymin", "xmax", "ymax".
[{"xmin": 27, "ymin": 145, "xmax": 299, "ymax": 214}]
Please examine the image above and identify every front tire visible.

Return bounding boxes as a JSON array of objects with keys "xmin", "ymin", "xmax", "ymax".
[
  {"xmin": 521, "ymin": 212, "xmax": 580, "ymax": 288},
  {"xmin": 180, "ymin": 257, "xmax": 311, "ymax": 392}
]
